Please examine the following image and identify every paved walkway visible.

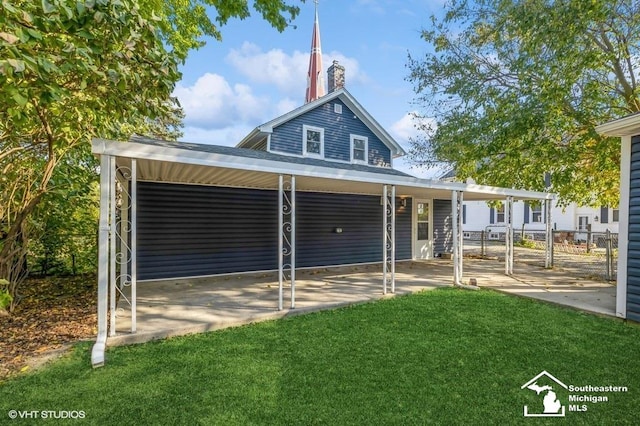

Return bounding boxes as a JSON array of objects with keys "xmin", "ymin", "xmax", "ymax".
[{"xmin": 109, "ymin": 259, "xmax": 617, "ymax": 346}]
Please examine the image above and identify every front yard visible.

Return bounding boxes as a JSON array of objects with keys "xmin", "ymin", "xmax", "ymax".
[{"xmin": 1, "ymin": 287, "xmax": 638, "ymax": 424}]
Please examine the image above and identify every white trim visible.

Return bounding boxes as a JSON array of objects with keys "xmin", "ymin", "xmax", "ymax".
[
  {"xmin": 92, "ymin": 139, "xmax": 554, "ymax": 201},
  {"xmin": 412, "ymin": 198, "xmax": 433, "ymax": 260},
  {"xmin": 266, "ymin": 134, "xmax": 272, "ymax": 152},
  {"xmin": 596, "ymin": 113, "xmax": 640, "ymax": 137},
  {"xmin": 302, "ymin": 124, "xmax": 324, "ymax": 158},
  {"xmin": 617, "ymin": 135, "xmax": 631, "ymax": 318},
  {"xmin": 350, "ymin": 134, "xmax": 369, "ymax": 165}
]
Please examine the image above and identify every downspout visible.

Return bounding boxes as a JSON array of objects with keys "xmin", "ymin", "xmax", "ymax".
[{"xmin": 91, "ymin": 154, "xmax": 112, "ymax": 367}]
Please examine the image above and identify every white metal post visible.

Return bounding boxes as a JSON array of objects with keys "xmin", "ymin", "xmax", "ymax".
[
  {"xmin": 109, "ymin": 156, "xmax": 117, "ymax": 336},
  {"xmin": 383, "ymin": 185, "xmax": 388, "ymax": 295},
  {"xmin": 452, "ymin": 190, "xmax": 460, "ymax": 285},
  {"xmin": 545, "ymin": 199, "xmax": 552, "ymax": 268},
  {"xmin": 131, "ymin": 159, "xmax": 137, "ymax": 333},
  {"xmin": 458, "ymin": 191, "xmax": 464, "ymax": 281},
  {"xmin": 91, "ymin": 154, "xmax": 112, "ymax": 367},
  {"xmin": 278, "ymin": 175, "xmax": 284, "ymax": 311},
  {"xmin": 290, "ymin": 176, "xmax": 296, "ymax": 309},
  {"xmin": 391, "ymin": 185, "xmax": 396, "ymax": 293},
  {"xmin": 505, "ymin": 197, "xmax": 511, "ymax": 275}
]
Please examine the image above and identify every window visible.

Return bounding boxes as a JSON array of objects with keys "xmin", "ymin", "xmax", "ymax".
[
  {"xmin": 612, "ymin": 208, "xmax": 619, "ymax": 222},
  {"xmin": 334, "ymin": 103, "xmax": 342, "ymax": 114},
  {"xmin": 531, "ymin": 204, "xmax": 543, "ymax": 223},
  {"xmin": 350, "ymin": 135, "xmax": 368, "ymax": 164},
  {"xmin": 496, "ymin": 204, "xmax": 505, "ymax": 223},
  {"xmin": 303, "ymin": 125, "xmax": 324, "ymax": 157},
  {"xmin": 578, "ymin": 216, "xmax": 589, "ymax": 231}
]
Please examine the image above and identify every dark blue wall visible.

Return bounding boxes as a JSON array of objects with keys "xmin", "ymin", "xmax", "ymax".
[
  {"xmin": 433, "ymin": 199, "xmax": 453, "ymax": 256},
  {"xmin": 627, "ymin": 135, "xmax": 640, "ymax": 322},
  {"xmin": 269, "ymin": 99, "xmax": 391, "ymax": 166},
  {"xmin": 137, "ymin": 182, "xmax": 411, "ymax": 280}
]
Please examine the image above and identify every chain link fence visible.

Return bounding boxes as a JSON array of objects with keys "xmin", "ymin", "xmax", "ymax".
[{"xmin": 463, "ymin": 228, "xmax": 617, "ymax": 281}]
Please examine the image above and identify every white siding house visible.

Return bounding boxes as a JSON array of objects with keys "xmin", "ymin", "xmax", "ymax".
[{"xmin": 462, "ymin": 201, "xmax": 619, "ymax": 235}]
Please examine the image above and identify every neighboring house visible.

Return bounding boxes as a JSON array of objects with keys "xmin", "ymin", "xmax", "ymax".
[
  {"xmin": 596, "ymin": 112, "xmax": 640, "ymax": 322},
  {"xmin": 462, "ymin": 201, "xmax": 619, "ymax": 235},
  {"xmin": 89, "ymin": 5, "xmax": 553, "ymax": 366},
  {"xmin": 440, "ymin": 171, "xmax": 619, "ymax": 236}
]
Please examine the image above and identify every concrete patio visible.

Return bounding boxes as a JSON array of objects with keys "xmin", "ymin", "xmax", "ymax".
[{"xmin": 108, "ymin": 259, "xmax": 617, "ymax": 346}]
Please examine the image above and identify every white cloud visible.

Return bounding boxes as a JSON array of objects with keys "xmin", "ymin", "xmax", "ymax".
[
  {"xmin": 390, "ymin": 112, "xmax": 419, "ymax": 144},
  {"xmin": 226, "ymin": 42, "xmax": 366, "ymax": 96},
  {"xmin": 173, "ymin": 73, "xmax": 269, "ymax": 130},
  {"xmin": 226, "ymin": 42, "xmax": 309, "ymax": 96}
]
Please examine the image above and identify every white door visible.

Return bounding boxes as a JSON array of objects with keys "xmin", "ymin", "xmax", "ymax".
[{"xmin": 414, "ymin": 200, "xmax": 432, "ymax": 259}]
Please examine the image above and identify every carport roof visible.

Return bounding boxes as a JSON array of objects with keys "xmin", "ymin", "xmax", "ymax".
[{"xmin": 92, "ymin": 136, "xmax": 554, "ymax": 202}]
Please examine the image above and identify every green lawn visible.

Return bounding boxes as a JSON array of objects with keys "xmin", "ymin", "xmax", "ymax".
[{"xmin": 1, "ymin": 288, "xmax": 639, "ymax": 425}]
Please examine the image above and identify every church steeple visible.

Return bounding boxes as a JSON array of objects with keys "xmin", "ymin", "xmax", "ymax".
[{"xmin": 305, "ymin": 1, "xmax": 325, "ymax": 103}]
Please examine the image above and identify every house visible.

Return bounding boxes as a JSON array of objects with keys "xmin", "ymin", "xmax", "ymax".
[
  {"xmin": 440, "ymin": 172, "xmax": 619, "ymax": 239},
  {"xmin": 596, "ymin": 112, "xmax": 640, "ymax": 321},
  {"xmin": 89, "ymin": 5, "xmax": 553, "ymax": 366},
  {"xmin": 462, "ymin": 201, "xmax": 619, "ymax": 238}
]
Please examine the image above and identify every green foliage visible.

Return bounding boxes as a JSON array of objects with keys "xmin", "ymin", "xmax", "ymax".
[
  {"xmin": 153, "ymin": 0, "xmax": 302, "ymax": 62},
  {"xmin": 0, "ymin": 0, "xmax": 304, "ymax": 308},
  {"xmin": 407, "ymin": 0, "xmax": 640, "ymax": 207},
  {"xmin": 0, "ymin": 279, "xmax": 12, "ymax": 311}
]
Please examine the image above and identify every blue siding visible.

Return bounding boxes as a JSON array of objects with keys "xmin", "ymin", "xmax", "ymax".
[
  {"xmin": 627, "ymin": 134, "xmax": 640, "ymax": 321},
  {"xmin": 269, "ymin": 99, "xmax": 391, "ymax": 166},
  {"xmin": 137, "ymin": 182, "xmax": 411, "ymax": 280},
  {"xmin": 433, "ymin": 199, "xmax": 453, "ymax": 255}
]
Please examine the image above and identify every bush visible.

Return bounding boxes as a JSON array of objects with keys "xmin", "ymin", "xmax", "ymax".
[{"xmin": 0, "ymin": 278, "xmax": 13, "ymax": 312}]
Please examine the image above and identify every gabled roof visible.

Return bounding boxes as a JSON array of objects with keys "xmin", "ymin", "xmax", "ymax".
[
  {"xmin": 237, "ymin": 88, "xmax": 407, "ymax": 158},
  {"xmin": 130, "ymin": 136, "xmax": 411, "ymax": 178}
]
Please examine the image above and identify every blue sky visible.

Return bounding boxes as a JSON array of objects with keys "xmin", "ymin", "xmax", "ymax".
[{"xmin": 173, "ymin": 0, "xmax": 447, "ymax": 177}]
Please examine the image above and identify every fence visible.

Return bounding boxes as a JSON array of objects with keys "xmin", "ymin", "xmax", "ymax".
[{"xmin": 463, "ymin": 228, "xmax": 618, "ymax": 281}]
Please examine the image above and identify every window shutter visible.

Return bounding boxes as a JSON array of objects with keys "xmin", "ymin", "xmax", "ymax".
[
  {"xmin": 490, "ymin": 208, "xmax": 495, "ymax": 224},
  {"xmin": 544, "ymin": 172, "xmax": 551, "ymax": 188},
  {"xmin": 600, "ymin": 206, "xmax": 608, "ymax": 224},
  {"xmin": 463, "ymin": 205, "xmax": 467, "ymax": 224},
  {"xmin": 524, "ymin": 202, "xmax": 530, "ymax": 224}
]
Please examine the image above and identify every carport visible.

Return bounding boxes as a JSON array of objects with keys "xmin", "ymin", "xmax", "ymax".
[{"xmin": 90, "ymin": 137, "xmax": 554, "ymax": 366}]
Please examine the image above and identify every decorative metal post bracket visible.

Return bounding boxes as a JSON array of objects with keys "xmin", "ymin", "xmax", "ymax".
[
  {"xmin": 109, "ymin": 160, "xmax": 137, "ymax": 336},
  {"xmin": 278, "ymin": 175, "xmax": 296, "ymax": 310},
  {"xmin": 383, "ymin": 185, "xmax": 396, "ymax": 294}
]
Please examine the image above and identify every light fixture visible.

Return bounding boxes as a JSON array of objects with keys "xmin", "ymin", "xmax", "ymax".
[
  {"xmin": 401, "ymin": 198, "xmax": 408, "ymax": 208},
  {"xmin": 594, "ymin": 215, "xmax": 599, "ymax": 222},
  {"xmin": 334, "ymin": 227, "xmax": 343, "ymax": 234}
]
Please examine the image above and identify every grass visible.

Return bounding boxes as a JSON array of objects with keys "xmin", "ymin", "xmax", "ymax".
[{"xmin": 1, "ymin": 288, "xmax": 639, "ymax": 425}]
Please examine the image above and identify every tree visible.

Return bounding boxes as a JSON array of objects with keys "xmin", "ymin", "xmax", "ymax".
[
  {"xmin": 407, "ymin": 0, "xmax": 640, "ymax": 207},
  {"xmin": 0, "ymin": 0, "xmax": 302, "ymax": 311}
]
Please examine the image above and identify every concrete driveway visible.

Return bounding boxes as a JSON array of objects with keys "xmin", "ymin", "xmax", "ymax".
[{"xmin": 109, "ymin": 259, "xmax": 617, "ymax": 346}]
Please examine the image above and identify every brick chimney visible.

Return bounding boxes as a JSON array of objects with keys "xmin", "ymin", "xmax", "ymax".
[{"xmin": 328, "ymin": 60, "xmax": 345, "ymax": 93}]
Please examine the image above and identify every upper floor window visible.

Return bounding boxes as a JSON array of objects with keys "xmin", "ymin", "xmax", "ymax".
[
  {"xmin": 350, "ymin": 135, "xmax": 368, "ymax": 164},
  {"xmin": 303, "ymin": 125, "xmax": 324, "ymax": 157}
]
